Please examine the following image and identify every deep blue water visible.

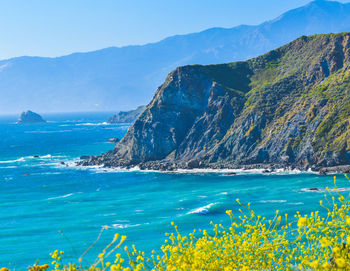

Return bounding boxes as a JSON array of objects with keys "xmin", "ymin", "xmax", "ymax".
[{"xmin": 0, "ymin": 113, "xmax": 349, "ymax": 269}]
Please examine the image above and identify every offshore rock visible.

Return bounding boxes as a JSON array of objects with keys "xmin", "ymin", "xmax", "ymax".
[{"xmin": 18, "ymin": 110, "xmax": 46, "ymax": 123}]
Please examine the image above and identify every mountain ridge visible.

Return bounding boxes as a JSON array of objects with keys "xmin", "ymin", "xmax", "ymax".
[{"xmin": 1, "ymin": 0, "xmax": 350, "ymax": 114}]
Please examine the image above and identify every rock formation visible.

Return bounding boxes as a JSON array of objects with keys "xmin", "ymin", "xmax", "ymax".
[{"xmin": 18, "ymin": 110, "xmax": 46, "ymax": 123}]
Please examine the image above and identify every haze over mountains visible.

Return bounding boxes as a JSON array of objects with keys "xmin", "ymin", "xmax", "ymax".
[{"xmin": 1, "ymin": 0, "xmax": 350, "ymax": 114}]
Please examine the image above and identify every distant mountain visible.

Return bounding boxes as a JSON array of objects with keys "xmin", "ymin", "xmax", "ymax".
[
  {"xmin": 80, "ymin": 33, "xmax": 350, "ymax": 172},
  {"xmin": 108, "ymin": 106, "xmax": 146, "ymax": 123},
  {"xmin": 0, "ymin": 0, "xmax": 350, "ymax": 114}
]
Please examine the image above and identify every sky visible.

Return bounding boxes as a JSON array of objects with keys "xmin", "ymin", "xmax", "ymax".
[{"xmin": 0, "ymin": 0, "xmax": 349, "ymax": 60}]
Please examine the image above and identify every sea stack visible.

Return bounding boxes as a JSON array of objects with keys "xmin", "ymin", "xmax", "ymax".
[{"xmin": 18, "ymin": 110, "xmax": 46, "ymax": 123}]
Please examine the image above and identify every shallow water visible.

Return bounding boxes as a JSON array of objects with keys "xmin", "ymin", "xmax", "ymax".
[{"xmin": 0, "ymin": 113, "xmax": 348, "ymax": 269}]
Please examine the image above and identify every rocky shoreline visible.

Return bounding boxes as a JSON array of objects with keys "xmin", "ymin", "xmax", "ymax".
[{"xmin": 76, "ymin": 156, "xmax": 350, "ymax": 175}]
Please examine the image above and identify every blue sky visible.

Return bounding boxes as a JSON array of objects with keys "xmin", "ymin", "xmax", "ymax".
[{"xmin": 0, "ymin": 0, "xmax": 348, "ymax": 59}]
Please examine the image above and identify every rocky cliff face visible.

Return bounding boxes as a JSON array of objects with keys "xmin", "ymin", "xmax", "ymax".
[{"xmin": 80, "ymin": 33, "xmax": 350, "ymax": 171}]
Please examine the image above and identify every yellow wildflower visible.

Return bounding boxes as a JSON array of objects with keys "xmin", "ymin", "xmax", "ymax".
[{"xmin": 297, "ymin": 217, "xmax": 307, "ymax": 227}]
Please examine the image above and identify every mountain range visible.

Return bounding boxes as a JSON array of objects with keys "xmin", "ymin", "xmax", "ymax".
[
  {"xmin": 1, "ymin": 0, "xmax": 350, "ymax": 114},
  {"xmin": 80, "ymin": 33, "xmax": 350, "ymax": 172}
]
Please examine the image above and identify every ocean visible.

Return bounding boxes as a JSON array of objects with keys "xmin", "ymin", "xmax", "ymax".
[{"xmin": 0, "ymin": 112, "xmax": 348, "ymax": 269}]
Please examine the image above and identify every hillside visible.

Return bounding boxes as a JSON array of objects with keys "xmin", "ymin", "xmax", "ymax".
[
  {"xmin": 1, "ymin": 0, "xmax": 350, "ymax": 114},
  {"xmin": 108, "ymin": 106, "xmax": 146, "ymax": 124},
  {"xmin": 80, "ymin": 33, "xmax": 350, "ymax": 171}
]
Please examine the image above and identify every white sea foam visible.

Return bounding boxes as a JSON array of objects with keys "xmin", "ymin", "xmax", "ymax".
[
  {"xmin": 40, "ymin": 154, "xmax": 52, "ymax": 158},
  {"xmin": 137, "ymin": 167, "xmax": 312, "ymax": 175},
  {"xmin": 187, "ymin": 203, "xmax": 215, "ymax": 214},
  {"xmin": 25, "ymin": 130, "xmax": 73, "ymax": 134},
  {"xmin": 71, "ymin": 161, "xmax": 316, "ymax": 176},
  {"xmin": 76, "ymin": 165, "xmax": 307, "ymax": 175},
  {"xmin": 47, "ymin": 193, "xmax": 75, "ymax": 200},
  {"xmin": 3, "ymin": 177, "xmax": 13, "ymax": 181},
  {"xmin": 170, "ymin": 168, "xmax": 309, "ymax": 175},
  {"xmin": 109, "ymin": 223, "xmax": 142, "ymax": 229},
  {"xmin": 287, "ymin": 202, "xmax": 304, "ymax": 205},
  {"xmin": 102, "ymin": 213, "xmax": 117, "ymax": 217},
  {"xmin": 0, "ymin": 158, "xmax": 25, "ymax": 164},
  {"xmin": 12, "ymin": 154, "xmax": 66, "ymax": 164},
  {"xmin": 31, "ymin": 172, "xmax": 61, "ymax": 176},
  {"xmin": 301, "ymin": 187, "xmax": 350, "ymax": 193},
  {"xmin": 258, "ymin": 200, "xmax": 287, "ymax": 203},
  {"xmin": 75, "ymin": 122, "xmax": 109, "ymax": 126}
]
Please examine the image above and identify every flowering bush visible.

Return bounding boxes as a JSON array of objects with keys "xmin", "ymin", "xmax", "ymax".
[{"xmin": 3, "ymin": 175, "xmax": 350, "ymax": 270}]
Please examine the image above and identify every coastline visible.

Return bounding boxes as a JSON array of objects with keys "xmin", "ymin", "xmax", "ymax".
[{"xmin": 75, "ymin": 158, "xmax": 350, "ymax": 175}]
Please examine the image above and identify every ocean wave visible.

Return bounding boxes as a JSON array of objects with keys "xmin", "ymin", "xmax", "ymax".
[
  {"xmin": 47, "ymin": 193, "xmax": 76, "ymax": 200},
  {"xmin": 133, "ymin": 167, "xmax": 313, "ymax": 175},
  {"xmin": 109, "ymin": 223, "xmax": 142, "ymax": 229},
  {"xmin": 0, "ymin": 158, "xmax": 25, "ymax": 164},
  {"xmin": 39, "ymin": 154, "xmax": 52, "ymax": 158},
  {"xmin": 258, "ymin": 200, "xmax": 287, "ymax": 203},
  {"xmin": 25, "ymin": 130, "xmax": 73, "ymax": 134},
  {"xmin": 301, "ymin": 187, "xmax": 350, "ymax": 193},
  {"xmin": 187, "ymin": 203, "xmax": 215, "ymax": 215},
  {"xmin": 71, "ymin": 163, "xmax": 316, "ymax": 176},
  {"xmin": 75, "ymin": 122, "xmax": 109, "ymax": 126},
  {"xmin": 101, "ymin": 213, "xmax": 117, "ymax": 217},
  {"xmin": 30, "ymin": 172, "xmax": 61, "ymax": 176},
  {"xmin": 36, "ymin": 154, "xmax": 66, "ymax": 160},
  {"xmin": 73, "ymin": 164, "xmax": 131, "ymax": 173},
  {"xmin": 173, "ymin": 168, "xmax": 312, "ymax": 176},
  {"xmin": 76, "ymin": 165, "xmax": 307, "ymax": 175},
  {"xmin": 3, "ymin": 177, "xmax": 13, "ymax": 181},
  {"xmin": 0, "ymin": 154, "xmax": 66, "ymax": 165},
  {"xmin": 287, "ymin": 202, "xmax": 304, "ymax": 205}
]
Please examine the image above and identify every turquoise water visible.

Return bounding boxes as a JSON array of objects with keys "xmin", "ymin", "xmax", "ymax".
[{"xmin": 0, "ymin": 113, "xmax": 349, "ymax": 269}]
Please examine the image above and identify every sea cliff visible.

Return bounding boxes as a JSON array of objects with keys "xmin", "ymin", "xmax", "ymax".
[{"xmin": 80, "ymin": 33, "xmax": 350, "ymax": 172}]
